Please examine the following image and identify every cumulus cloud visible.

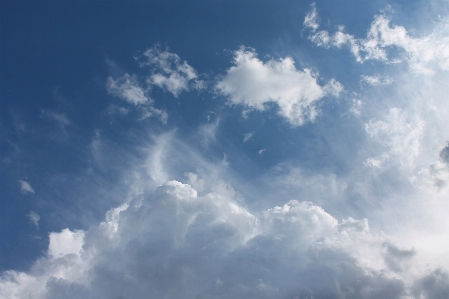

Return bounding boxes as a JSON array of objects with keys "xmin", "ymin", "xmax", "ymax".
[
  {"xmin": 19, "ymin": 180, "xmax": 35, "ymax": 195},
  {"xmin": 138, "ymin": 45, "xmax": 205, "ymax": 97},
  {"xmin": 216, "ymin": 47, "xmax": 341, "ymax": 126},
  {"xmin": 304, "ymin": 5, "xmax": 449, "ymax": 73},
  {"xmin": 1, "ymin": 178, "xmax": 447, "ymax": 299},
  {"xmin": 48, "ymin": 229, "xmax": 84, "ymax": 258}
]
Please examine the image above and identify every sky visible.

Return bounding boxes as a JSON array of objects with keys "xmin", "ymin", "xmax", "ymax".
[{"xmin": 1, "ymin": 0, "xmax": 449, "ymax": 298}]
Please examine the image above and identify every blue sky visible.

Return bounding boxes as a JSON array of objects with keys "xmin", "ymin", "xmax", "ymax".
[{"xmin": 1, "ymin": 0, "xmax": 449, "ymax": 298}]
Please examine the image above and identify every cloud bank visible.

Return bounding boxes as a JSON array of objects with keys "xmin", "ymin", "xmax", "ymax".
[{"xmin": 2, "ymin": 177, "xmax": 446, "ymax": 299}]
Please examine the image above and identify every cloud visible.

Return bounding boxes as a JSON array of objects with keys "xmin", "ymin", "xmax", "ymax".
[
  {"xmin": 2, "ymin": 175, "xmax": 448, "ymax": 299},
  {"xmin": 48, "ymin": 229, "xmax": 84, "ymax": 258},
  {"xmin": 304, "ymin": 6, "xmax": 449, "ymax": 73},
  {"xmin": 419, "ymin": 146, "xmax": 449, "ymax": 189},
  {"xmin": 138, "ymin": 45, "xmax": 205, "ymax": 97},
  {"xmin": 360, "ymin": 75, "xmax": 392, "ymax": 86},
  {"xmin": 413, "ymin": 269, "xmax": 449, "ymax": 299},
  {"xmin": 303, "ymin": 3, "xmax": 319, "ymax": 32},
  {"xmin": 365, "ymin": 108, "xmax": 424, "ymax": 168},
  {"xmin": 106, "ymin": 73, "xmax": 168, "ymax": 123},
  {"xmin": 40, "ymin": 110, "xmax": 71, "ymax": 128},
  {"xmin": 198, "ymin": 118, "xmax": 220, "ymax": 149},
  {"xmin": 107, "ymin": 45, "xmax": 206, "ymax": 123},
  {"xmin": 349, "ymin": 98, "xmax": 363, "ymax": 117},
  {"xmin": 243, "ymin": 132, "xmax": 254, "ymax": 143},
  {"xmin": 216, "ymin": 47, "xmax": 341, "ymax": 126},
  {"xmin": 19, "ymin": 180, "xmax": 35, "ymax": 195},
  {"xmin": 27, "ymin": 211, "xmax": 40, "ymax": 230},
  {"xmin": 106, "ymin": 73, "xmax": 150, "ymax": 106},
  {"xmin": 440, "ymin": 143, "xmax": 449, "ymax": 164},
  {"xmin": 107, "ymin": 104, "xmax": 129, "ymax": 115}
]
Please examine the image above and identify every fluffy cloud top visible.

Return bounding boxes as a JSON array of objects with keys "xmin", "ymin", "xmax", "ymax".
[
  {"xmin": 216, "ymin": 48, "xmax": 342, "ymax": 126},
  {"xmin": 1, "ymin": 179, "xmax": 445, "ymax": 299},
  {"xmin": 304, "ymin": 6, "xmax": 449, "ymax": 73}
]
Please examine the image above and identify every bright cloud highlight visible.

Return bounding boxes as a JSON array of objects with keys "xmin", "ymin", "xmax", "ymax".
[
  {"xmin": 2, "ymin": 179, "xmax": 446, "ymax": 299},
  {"xmin": 216, "ymin": 47, "xmax": 342, "ymax": 126}
]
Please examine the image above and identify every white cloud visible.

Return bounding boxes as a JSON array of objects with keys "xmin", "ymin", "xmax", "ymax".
[
  {"xmin": 19, "ymin": 180, "xmax": 35, "ymax": 195},
  {"xmin": 303, "ymin": 3, "xmax": 319, "ymax": 32},
  {"xmin": 106, "ymin": 73, "xmax": 149, "ymax": 106},
  {"xmin": 107, "ymin": 45, "xmax": 206, "ymax": 123},
  {"xmin": 304, "ymin": 6, "xmax": 449, "ymax": 73},
  {"xmin": 107, "ymin": 73, "xmax": 168, "ymax": 123},
  {"xmin": 243, "ymin": 132, "xmax": 254, "ymax": 143},
  {"xmin": 48, "ymin": 229, "xmax": 84, "ymax": 258},
  {"xmin": 365, "ymin": 108, "xmax": 424, "ymax": 167},
  {"xmin": 27, "ymin": 211, "xmax": 40, "ymax": 230},
  {"xmin": 350, "ymin": 98, "xmax": 363, "ymax": 116},
  {"xmin": 216, "ymin": 47, "xmax": 341, "ymax": 126},
  {"xmin": 139, "ymin": 45, "xmax": 205, "ymax": 97},
  {"xmin": 198, "ymin": 118, "xmax": 220, "ymax": 149},
  {"xmin": 360, "ymin": 75, "xmax": 393, "ymax": 86},
  {"xmin": 2, "ymin": 179, "xmax": 442, "ymax": 299}
]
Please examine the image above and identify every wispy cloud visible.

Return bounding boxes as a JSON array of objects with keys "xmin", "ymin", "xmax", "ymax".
[
  {"xmin": 365, "ymin": 108, "xmax": 424, "ymax": 168},
  {"xmin": 360, "ymin": 75, "xmax": 393, "ymax": 86},
  {"xmin": 243, "ymin": 132, "xmax": 254, "ymax": 143},
  {"xmin": 107, "ymin": 73, "xmax": 150, "ymax": 106},
  {"xmin": 18, "ymin": 180, "xmax": 35, "ymax": 195},
  {"xmin": 40, "ymin": 110, "xmax": 71, "ymax": 128},
  {"xmin": 304, "ymin": 5, "xmax": 449, "ymax": 73},
  {"xmin": 137, "ymin": 44, "xmax": 205, "ymax": 97},
  {"xmin": 27, "ymin": 211, "xmax": 40, "ymax": 230}
]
